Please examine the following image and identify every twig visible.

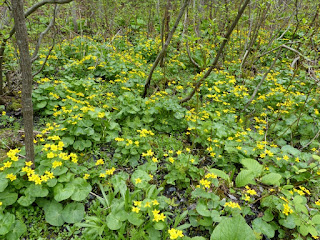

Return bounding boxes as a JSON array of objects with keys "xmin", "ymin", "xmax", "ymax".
[
  {"xmin": 301, "ymin": 128, "xmax": 320, "ymax": 150},
  {"xmin": 31, "ymin": 5, "xmax": 59, "ymax": 62},
  {"xmin": 242, "ymin": 49, "xmax": 281, "ymax": 112},
  {"xmin": 143, "ymin": 0, "xmax": 190, "ymax": 98},
  {"xmin": 186, "ymin": 41, "xmax": 201, "ymax": 69},
  {"xmin": 32, "ymin": 37, "xmax": 56, "ymax": 77},
  {"xmin": 179, "ymin": 0, "xmax": 250, "ymax": 103}
]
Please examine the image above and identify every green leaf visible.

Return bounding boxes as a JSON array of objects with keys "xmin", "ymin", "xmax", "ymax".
[
  {"xmin": 174, "ymin": 111, "xmax": 184, "ymax": 119},
  {"xmin": 131, "ymin": 170, "xmax": 151, "ymax": 189},
  {"xmin": 0, "ymin": 212, "xmax": 15, "ymax": 235},
  {"xmin": 279, "ymin": 214, "xmax": 296, "ymax": 229},
  {"xmin": 312, "ymin": 155, "xmax": 320, "ymax": 162},
  {"xmin": 25, "ymin": 184, "xmax": 48, "ymax": 197},
  {"xmin": 281, "ymin": 145, "xmax": 300, "ymax": 156},
  {"xmin": 235, "ymin": 170, "xmax": 256, "ymax": 187},
  {"xmin": 0, "ymin": 175, "xmax": 8, "ymax": 192},
  {"xmin": 208, "ymin": 168, "xmax": 230, "ymax": 181},
  {"xmin": 299, "ymin": 225, "xmax": 309, "ymax": 236},
  {"xmin": 106, "ymin": 213, "xmax": 122, "ymax": 230},
  {"xmin": 71, "ymin": 178, "xmax": 92, "ymax": 201},
  {"xmin": 260, "ymin": 173, "xmax": 282, "ymax": 186},
  {"xmin": 6, "ymin": 220, "xmax": 27, "ymax": 240},
  {"xmin": 210, "ymin": 215, "xmax": 256, "ymax": 240},
  {"xmin": 312, "ymin": 215, "xmax": 320, "ymax": 224},
  {"xmin": 54, "ymin": 183, "xmax": 75, "ymax": 202},
  {"xmin": 262, "ymin": 209, "xmax": 274, "ymax": 222},
  {"xmin": 240, "ymin": 158, "xmax": 263, "ymax": 176},
  {"xmin": 17, "ymin": 195, "xmax": 36, "ymax": 206},
  {"xmin": 128, "ymin": 212, "xmax": 144, "ymax": 226},
  {"xmin": 61, "ymin": 137, "xmax": 74, "ymax": 147},
  {"xmin": 196, "ymin": 201, "xmax": 211, "ymax": 217},
  {"xmin": 44, "ymin": 201, "xmax": 64, "ymax": 226},
  {"xmin": 111, "ymin": 172, "xmax": 128, "ymax": 199},
  {"xmin": 0, "ymin": 191, "xmax": 18, "ymax": 206},
  {"xmin": 36, "ymin": 101, "xmax": 47, "ymax": 109},
  {"xmin": 252, "ymin": 218, "xmax": 275, "ymax": 238},
  {"xmin": 153, "ymin": 221, "xmax": 166, "ymax": 230},
  {"xmin": 73, "ymin": 140, "xmax": 87, "ymax": 151},
  {"xmin": 62, "ymin": 202, "xmax": 85, "ymax": 223}
]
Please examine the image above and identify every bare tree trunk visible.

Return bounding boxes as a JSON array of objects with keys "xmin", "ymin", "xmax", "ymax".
[
  {"xmin": 11, "ymin": 0, "xmax": 35, "ymax": 164},
  {"xmin": 143, "ymin": 0, "xmax": 190, "ymax": 98},
  {"xmin": 71, "ymin": 1, "xmax": 78, "ymax": 33},
  {"xmin": 160, "ymin": 0, "xmax": 171, "ymax": 68},
  {"xmin": 0, "ymin": 0, "xmax": 74, "ymax": 95}
]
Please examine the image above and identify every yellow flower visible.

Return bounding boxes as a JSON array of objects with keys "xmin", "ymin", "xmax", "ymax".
[
  {"xmin": 6, "ymin": 173, "xmax": 16, "ymax": 181},
  {"xmin": 134, "ymin": 201, "xmax": 142, "ymax": 207},
  {"xmin": 144, "ymin": 202, "xmax": 151, "ymax": 208},
  {"xmin": 47, "ymin": 152, "xmax": 55, "ymax": 159},
  {"xmin": 224, "ymin": 201, "xmax": 241, "ymax": 209},
  {"xmin": 105, "ymin": 167, "xmax": 116, "ymax": 175},
  {"xmin": 152, "ymin": 209, "xmax": 160, "ymax": 215},
  {"xmin": 168, "ymin": 157, "xmax": 174, "ymax": 163},
  {"xmin": 83, "ymin": 174, "xmax": 90, "ymax": 179},
  {"xmin": 25, "ymin": 161, "xmax": 33, "ymax": 167},
  {"xmin": 153, "ymin": 212, "xmax": 166, "ymax": 222},
  {"xmin": 142, "ymin": 149, "xmax": 154, "ymax": 157},
  {"xmin": 52, "ymin": 161, "xmax": 62, "ymax": 169},
  {"xmin": 244, "ymin": 195, "xmax": 251, "ymax": 201},
  {"xmin": 132, "ymin": 207, "xmax": 140, "ymax": 213},
  {"xmin": 199, "ymin": 179, "xmax": 211, "ymax": 188},
  {"xmin": 3, "ymin": 161, "xmax": 12, "ymax": 168},
  {"xmin": 246, "ymin": 189, "xmax": 257, "ymax": 196},
  {"xmin": 315, "ymin": 200, "xmax": 320, "ymax": 206},
  {"xmin": 98, "ymin": 112, "xmax": 105, "ymax": 118},
  {"xmin": 40, "ymin": 175, "xmax": 49, "ymax": 182},
  {"xmin": 45, "ymin": 171, "xmax": 55, "ymax": 179},
  {"xmin": 50, "ymin": 144, "xmax": 58, "ymax": 151},
  {"xmin": 99, "ymin": 173, "xmax": 106, "ymax": 177},
  {"xmin": 152, "ymin": 157, "xmax": 158, "ymax": 163},
  {"xmin": 152, "ymin": 200, "xmax": 159, "ymax": 206},
  {"xmin": 135, "ymin": 178, "xmax": 142, "ymax": 184},
  {"xmin": 205, "ymin": 173, "xmax": 217, "ymax": 179},
  {"xmin": 282, "ymin": 203, "xmax": 293, "ymax": 216},
  {"xmin": 95, "ymin": 159, "xmax": 104, "ymax": 165},
  {"xmin": 283, "ymin": 155, "xmax": 289, "ymax": 161},
  {"xmin": 168, "ymin": 228, "xmax": 184, "ymax": 239},
  {"xmin": 176, "ymin": 150, "xmax": 182, "ymax": 155}
]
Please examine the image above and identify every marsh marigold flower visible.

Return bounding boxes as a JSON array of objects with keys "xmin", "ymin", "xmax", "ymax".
[{"xmin": 168, "ymin": 228, "xmax": 184, "ymax": 239}]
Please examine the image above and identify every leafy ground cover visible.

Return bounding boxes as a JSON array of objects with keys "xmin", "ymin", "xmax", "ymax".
[{"xmin": 0, "ymin": 31, "xmax": 320, "ymax": 239}]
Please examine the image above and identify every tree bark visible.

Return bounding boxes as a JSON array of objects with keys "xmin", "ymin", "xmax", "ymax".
[
  {"xmin": 0, "ymin": 0, "xmax": 74, "ymax": 95},
  {"xmin": 11, "ymin": 0, "xmax": 35, "ymax": 164},
  {"xmin": 143, "ymin": 0, "xmax": 190, "ymax": 98}
]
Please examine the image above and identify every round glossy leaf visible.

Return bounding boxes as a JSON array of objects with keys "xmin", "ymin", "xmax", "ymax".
[
  {"xmin": 44, "ymin": 201, "xmax": 64, "ymax": 226},
  {"xmin": 62, "ymin": 202, "xmax": 85, "ymax": 223},
  {"xmin": 71, "ymin": 178, "xmax": 92, "ymax": 201},
  {"xmin": 54, "ymin": 183, "xmax": 75, "ymax": 202}
]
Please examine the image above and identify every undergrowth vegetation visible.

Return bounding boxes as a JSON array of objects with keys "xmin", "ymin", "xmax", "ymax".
[{"xmin": 1, "ymin": 29, "xmax": 320, "ymax": 239}]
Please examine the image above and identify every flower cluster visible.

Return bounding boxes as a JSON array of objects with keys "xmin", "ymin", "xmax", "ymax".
[{"xmin": 168, "ymin": 228, "xmax": 184, "ymax": 239}]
